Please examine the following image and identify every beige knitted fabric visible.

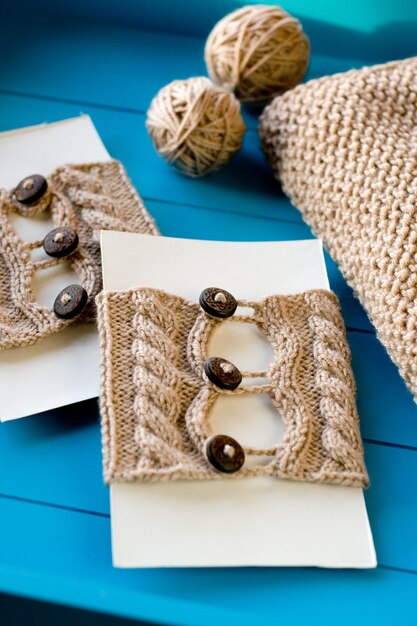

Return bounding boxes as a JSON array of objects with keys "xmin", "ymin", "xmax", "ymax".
[
  {"xmin": 97, "ymin": 286, "xmax": 368, "ymax": 487},
  {"xmin": 0, "ymin": 160, "xmax": 158, "ymax": 349},
  {"xmin": 259, "ymin": 57, "xmax": 417, "ymax": 401}
]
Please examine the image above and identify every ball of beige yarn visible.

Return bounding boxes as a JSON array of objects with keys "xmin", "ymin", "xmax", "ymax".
[
  {"xmin": 205, "ymin": 4, "xmax": 310, "ymax": 103},
  {"xmin": 146, "ymin": 76, "xmax": 246, "ymax": 177}
]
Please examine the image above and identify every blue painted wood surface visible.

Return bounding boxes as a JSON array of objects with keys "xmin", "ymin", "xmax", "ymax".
[{"xmin": 0, "ymin": 4, "xmax": 416, "ymax": 624}]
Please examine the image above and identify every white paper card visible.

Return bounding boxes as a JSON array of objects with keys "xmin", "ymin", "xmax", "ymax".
[
  {"xmin": 101, "ymin": 232, "xmax": 376, "ymax": 569},
  {"xmin": 0, "ymin": 116, "xmax": 111, "ymax": 421}
]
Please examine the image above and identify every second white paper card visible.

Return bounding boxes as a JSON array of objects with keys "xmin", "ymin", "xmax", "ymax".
[{"xmin": 0, "ymin": 116, "xmax": 110, "ymax": 421}]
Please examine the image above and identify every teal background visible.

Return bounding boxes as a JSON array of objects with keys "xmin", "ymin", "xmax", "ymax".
[
  {"xmin": 0, "ymin": 1, "xmax": 416, "ymax": 624},
  {"xmin": 3, "ymin": 0, "xmax": 417, "ymax": 59}
]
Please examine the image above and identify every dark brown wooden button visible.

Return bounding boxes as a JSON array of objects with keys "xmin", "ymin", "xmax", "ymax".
[
  {"xmin": 14, "ymin": 174, "xmax": 48, "ymax": 205},
  {"xmin": 43, "ymin": 227, "xmax": 79, "ymax": 258},
  {"xmin": 53, "ymin": 284, "xmax": 88, "ymax": 320},
  {"xmin": 199, "ymin": 287, "xmax": 237, "ymax": 319},
  {"xmin": 205, "ymin": 357, "xmax": 242, "ymax": 390},
  {"xmin": 206, "ymin": 435, "xmax": 245, "ymax": 474}
]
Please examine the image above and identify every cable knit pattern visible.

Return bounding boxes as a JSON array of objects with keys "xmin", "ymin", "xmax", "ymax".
[
  {"xmin": 259, "ymin": 56, "xmax": 417, "ymax": 401},
  {"xmin": 0, "ymin": 160, "xmax": 158, "ymax": 349},
  {"xmin": 97, "ymin": 287, "xmax": 368, "ymax": 487}
]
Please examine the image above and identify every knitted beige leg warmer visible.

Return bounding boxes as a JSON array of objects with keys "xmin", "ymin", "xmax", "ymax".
[{"xmin": 97, "ymin": 286, "xmax": 368, "ymax": 487}]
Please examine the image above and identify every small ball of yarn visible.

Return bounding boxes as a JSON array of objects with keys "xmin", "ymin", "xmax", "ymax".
[
  {"xmin": 204, "ymin": 4, "xmax": 310, "ymax": 103},
  {"xmin": 146, "ymin": 76, "xmax": 246, "ymax": 177}
]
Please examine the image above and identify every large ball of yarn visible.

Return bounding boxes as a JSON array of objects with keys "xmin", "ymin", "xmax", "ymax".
[
  {"xmin": 204, "ymin": 5, "xmax": 310, "ymax": 103},
  {"xmin": 146, "ymin": 76, "xmax": 246, "ymax": 177}
]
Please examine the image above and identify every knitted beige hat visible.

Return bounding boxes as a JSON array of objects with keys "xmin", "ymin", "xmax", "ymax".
[
  {"xmin": 97, "ymin": 286, "xmax": 368, "ymax": 487},
  {"xmin": 0, "ymin": 160, "xmax": 158, "ymax": 349},
  {"xmin": 259, "ymin": 57, "xmax": 417, "ymax": 401}
]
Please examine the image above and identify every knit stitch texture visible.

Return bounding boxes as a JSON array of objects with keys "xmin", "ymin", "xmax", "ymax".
[
  {"xmin": 259, "ymin": 56, "xmax": 417, "ymax": 401},
  {"xmin": 0, "ymin": 160, "xmax": 158, "ymax": 349},
  {"xmin": 97, "ymin": 287, "xmax": 368, "ymax": 487}
]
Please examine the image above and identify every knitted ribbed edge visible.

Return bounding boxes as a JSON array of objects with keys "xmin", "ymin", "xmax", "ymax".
[
  {"xmin": 0, "ymin": 160, "xmax": 159, "ymax": 350},
  {"xmin": 97, "ymin": 287, "xmax": 368, "ymax": 487},
  {"xmin": 259, "ymin": 56, "xmax": 417, "ymax": 402}
]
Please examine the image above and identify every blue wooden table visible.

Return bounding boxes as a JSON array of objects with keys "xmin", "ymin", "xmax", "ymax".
[{"xmin": 1, "ymin": 1, "xmax": 417, "ymax": 624}]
